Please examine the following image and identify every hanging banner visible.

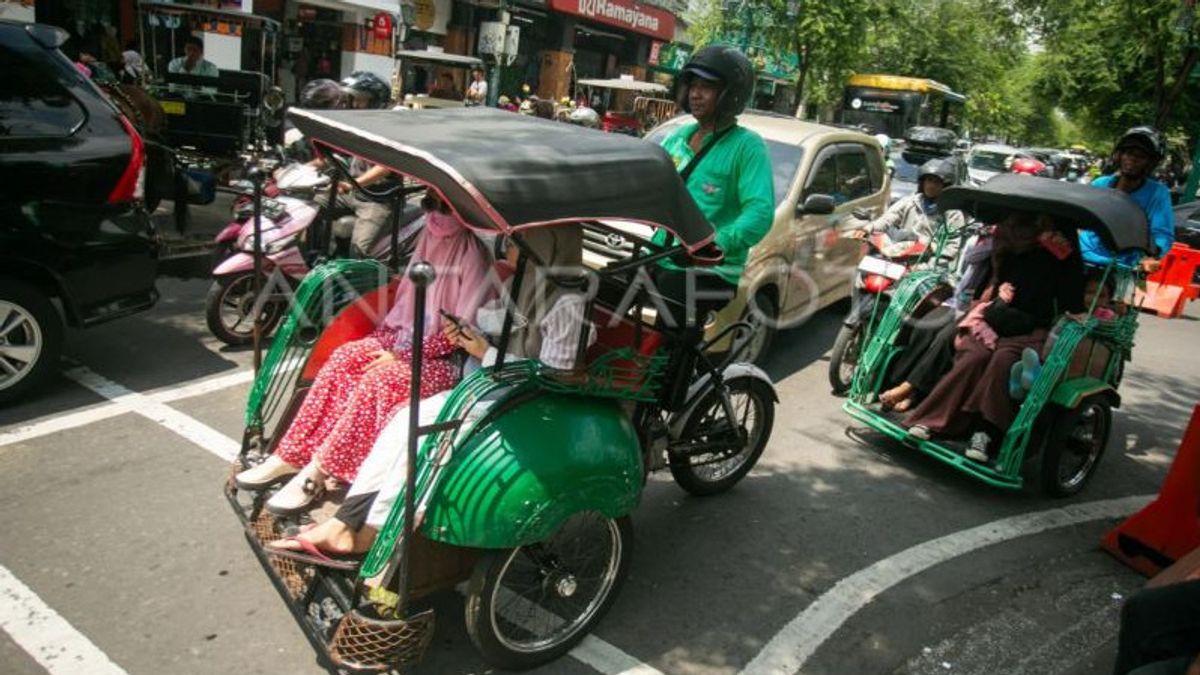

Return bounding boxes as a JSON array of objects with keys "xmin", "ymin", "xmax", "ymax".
[{"xmin": 548, "ymin": 0, "xmax": 675, "ymax": 42}]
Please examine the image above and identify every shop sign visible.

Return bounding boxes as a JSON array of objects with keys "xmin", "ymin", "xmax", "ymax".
[
  {"xmin": 411, "ymin": 0, "xmax": 450, "ymax": 35},
  {"xmin": 648, "ymin": 41, "xmax": 691, "ymax": 72},
  {"xmin": 548, "ymin": 0, "xmax": 675, "ymax": 42},
  {"xmin": 372, "ymin": 12, "xmax": 392, "ymax": 41}
]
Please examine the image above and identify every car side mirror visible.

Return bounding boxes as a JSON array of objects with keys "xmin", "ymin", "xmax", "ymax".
[{"xmin": 798, "ymin": 193, "xmax": 836, "ymax": 215}]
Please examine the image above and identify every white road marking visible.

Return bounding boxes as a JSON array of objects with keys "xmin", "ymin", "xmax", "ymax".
[
  {"xmin": 573, "ymin": 636, "xmax": 668, "ymax": 675},
  {"xmin": 0, "ymin": 369, "xmax": 251, "ymax": 449},
  {"xmin": 0, "ymin": 564, "xmax": 128, "ymax": 675},
  {"xmin": 740, "ymin": 494, "xmax": 1153, "ymax": 675},
  {"xmin": 62, "ymin": 367, "xmax": 239, "ymax": 462}
]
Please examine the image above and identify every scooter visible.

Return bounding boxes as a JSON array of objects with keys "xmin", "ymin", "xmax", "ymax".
[
  {"xmin": 205, "ymin": 164, "xmax": 423, "ymax": 346},
  {"xmin": 828, "ymin": 224, "xmax": 928, "ymax": 395}
]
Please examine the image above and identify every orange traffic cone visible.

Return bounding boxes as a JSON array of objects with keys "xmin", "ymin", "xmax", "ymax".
[{"xmin": 1101, "ymin": 404, "xmax": 1200, "ymax": 577}]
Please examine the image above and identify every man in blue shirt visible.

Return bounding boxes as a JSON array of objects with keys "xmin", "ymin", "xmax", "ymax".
[{"xmin": 1080, "ymin": 126, "xmax": 1174, "ymax": 270}]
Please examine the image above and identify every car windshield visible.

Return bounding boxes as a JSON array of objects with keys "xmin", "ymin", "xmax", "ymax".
[
  {"xmin": 969, "ymin": 150, "xmax": 1011, "ymax": 172},
  {"xmin": 645, "ymin": 124, "xmax": 801, "ymax": 207}
]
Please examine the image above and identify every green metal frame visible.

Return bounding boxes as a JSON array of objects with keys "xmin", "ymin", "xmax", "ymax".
[
  {"xmin": 362, "ymin": 360, "xmax": 644, "ymax": 578},
  {"xmin": 844, "ymin": 260, "xmax": 1139, "ymax": 490},
  {"xmin": 244, "ymin": 259, "xmax": 390, "ymax": 437}
]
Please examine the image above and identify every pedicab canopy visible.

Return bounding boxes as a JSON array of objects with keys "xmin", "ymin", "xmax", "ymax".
[
  {"xmin": 939, "ymin": 174, "xmax": 1150, "ymax": 253},
  {"xmin": 288, "ymin": 107, "xmax": 715, "ymax": 252}
]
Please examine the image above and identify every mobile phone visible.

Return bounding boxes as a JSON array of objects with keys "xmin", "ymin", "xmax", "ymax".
[{"xmin": 439, "ymin": 308, "xmax": 466, "ymax": 331}]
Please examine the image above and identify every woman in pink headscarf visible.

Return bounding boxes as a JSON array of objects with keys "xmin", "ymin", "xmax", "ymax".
[{"xmin": 235, "ymin": 191, "xmax": 494, "ymax": 513}]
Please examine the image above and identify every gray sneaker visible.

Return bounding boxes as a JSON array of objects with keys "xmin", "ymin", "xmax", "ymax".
[{"xmin": 965, "ymin": 431, "xmax": 991, "ymax": 462}]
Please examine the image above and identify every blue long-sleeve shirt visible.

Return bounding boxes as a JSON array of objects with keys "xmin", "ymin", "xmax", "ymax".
[{"xmin": 1079, "ymin": 175, "xmax": 1174, "ymax": 266}]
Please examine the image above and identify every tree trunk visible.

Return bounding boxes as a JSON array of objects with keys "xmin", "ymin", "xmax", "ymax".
[
  {"xmin": 1157, "ymin": 47, "xmax": 1200, "ymax": 129},
  {"xmin": 793, "ymin": 45, "xmax": 810, "ymax": 119}
]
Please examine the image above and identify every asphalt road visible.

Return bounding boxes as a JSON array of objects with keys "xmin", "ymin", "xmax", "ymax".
[{"xmin": 1, "ymin": 214, "xmax": 1197, "ymax": 674}]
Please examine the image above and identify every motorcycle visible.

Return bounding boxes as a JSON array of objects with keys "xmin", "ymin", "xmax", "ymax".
[
  {"xmin": 205, "ymin": 162, "xmax": 423, "ymax": 346},
  {"xmin": 828, "ymin": 218, "xmax": 929, "ymax": 395}
]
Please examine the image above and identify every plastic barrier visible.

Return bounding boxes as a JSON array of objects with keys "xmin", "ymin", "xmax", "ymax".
[
  {"xmin": 1135, "ymin": 243, "xmax": 1200, "ymax": 318},
  {"xmin": 1101, "ymin": 404, "xmax": 1200, "ymax": 577}
]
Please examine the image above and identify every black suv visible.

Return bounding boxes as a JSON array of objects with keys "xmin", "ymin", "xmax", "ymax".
[{"xmin": 0, "ymin": 21, "xmax": 158, "ymax": 403}]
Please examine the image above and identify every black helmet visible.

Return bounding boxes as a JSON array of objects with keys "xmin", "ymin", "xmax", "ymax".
[
  {"xmin": 677, "ymin": 45, "xmax": 754, "ymax": 124},
  {"xmin": 299, "ymin": 78, "xmax": 344, "ymax": 110},
  {"xmin": 918, "ymin": 157, "xmax": 959, "ymax": 187},
  {"xmin": 1114, "ymin": 125, "xmax": 1166, "ymax": 163},
  {"xmin": 340, "ymin": 71, "xmax": 391, "ymax": 109}
]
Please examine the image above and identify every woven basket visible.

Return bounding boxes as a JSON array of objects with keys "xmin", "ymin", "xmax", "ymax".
[{"xmin": 328, "ymin": 608, "xmax": 435, "ymax": 671}]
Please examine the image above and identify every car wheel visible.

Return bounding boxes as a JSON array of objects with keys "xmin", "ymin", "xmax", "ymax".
[
  {"xmin": 741, "ymin": 289, "xmax": 778, "ymax": 365},
  {"xmin": 0, "ymin": 280, "xmax": 63, "ymax": 404}
]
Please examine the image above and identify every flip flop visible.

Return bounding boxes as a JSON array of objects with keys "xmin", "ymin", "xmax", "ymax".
[{"xmin": 265, "ymin": 535, "xmax": 363, "ymax": 572}]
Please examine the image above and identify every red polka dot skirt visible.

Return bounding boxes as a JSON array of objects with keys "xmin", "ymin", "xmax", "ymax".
[{"xmin": 273, "ymin": 328, "xmax": 458, "ymax": 483}]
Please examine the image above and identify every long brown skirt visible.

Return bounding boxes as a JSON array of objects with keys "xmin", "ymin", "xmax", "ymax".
[{"xmin": 905, "ymin": 329, "xmax": 1047, "ymax": 437}]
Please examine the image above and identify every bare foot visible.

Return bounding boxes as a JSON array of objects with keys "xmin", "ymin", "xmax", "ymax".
[
  {"xmin": 892, "ymin": 397, "xmax": 914, "ymax": 413},
  {"xmin": 268, "ymin": 517, "xmax": 362, "ymax": 556},
  {"xmin": 880, "ymin": 382, "xmax": 914, "ymax": 410}
]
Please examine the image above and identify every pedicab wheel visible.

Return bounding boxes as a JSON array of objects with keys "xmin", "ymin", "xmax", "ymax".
[
  {"xmin": 669, "ymin": 376, "xmax": 774, "ymax": 496},
  {"xmin": 204, "ymin": 273, "xmax": 286, "ymax": 347},
  {"xmin": 828, "ymin": 323, "xmax": 863, "ymax": 396},
  {"xmin": 464, "ymin": 513, "xmax": 632, "ymax": 671},
  {"xmin": 1039, "ymin": 395, "xmax": 1112, "ymax": 498},
  {"xmin": 741, "ymin": 290, "xmax": 778, "ymax": 365},
  {"xmin": 0, "ymin": 280, "xmax": 63, "ymax": 405}
]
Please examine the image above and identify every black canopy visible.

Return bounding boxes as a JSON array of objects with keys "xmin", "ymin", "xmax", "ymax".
[
  {"xmin": 940, "ymin": 174, "xmax": 1151, "ymax": 253},
  {"xmin": 288, "ymin": 108, "xmax": 715, "ymax": 251}
]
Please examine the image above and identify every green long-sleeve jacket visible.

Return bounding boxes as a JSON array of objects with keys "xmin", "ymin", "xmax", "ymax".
[{"xmin": 653, "ymin": 121, "xmax": 775, "ymax": 286}]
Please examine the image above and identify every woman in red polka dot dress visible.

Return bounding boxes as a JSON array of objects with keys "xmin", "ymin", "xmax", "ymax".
[{"xmin": 235, "ymin": 192, "xmax": 495, "ymax": 514}]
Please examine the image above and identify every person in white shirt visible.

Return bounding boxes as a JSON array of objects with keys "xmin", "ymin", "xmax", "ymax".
[
  {"xmin": 168, "ymin": 36, "xmax": 219, "ymax": 78},
  {"xmin": 466, "ymin": 67, "xmax": 488, "ymax": 104},
  {"xmin": 265, "ymin": 225, "xmax": 595, "ymax": 566}
]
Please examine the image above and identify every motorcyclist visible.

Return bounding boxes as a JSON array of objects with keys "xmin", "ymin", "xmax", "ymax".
[
  {"xmin": 650, "ymin": 45, "xmax": 774, "ymax": 330},
  {"xmin": 319, "ymin": 71, "xmax": 400, "ymax": 258},
  {"xmin": 851, "ymin": 157, "xmax": 966, "ymax": 260},
  {"xmin": 1080, "ymin": 126, "xmax": 1174, "ymax": 271},
  {"xmin": 282, "ymin": 78, "xmax": 345, "ymax": 162}
]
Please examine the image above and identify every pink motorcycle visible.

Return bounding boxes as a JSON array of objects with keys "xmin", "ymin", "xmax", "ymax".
[{"xmin": 205, "ymin": 164, "xmax": 422, "ymax": 346}]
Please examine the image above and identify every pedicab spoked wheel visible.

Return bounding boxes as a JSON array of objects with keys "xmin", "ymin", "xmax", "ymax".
[
  {"xmin": 465, "ymin": 512, "xmax": 632, "ymax": 670},
  {"xmin": 828, "ymin": 323, "xmax": 863, "ymax": 396},
  {"xmin": 669, "ymin": 376, "xmax": 775, "ymax": 496},
  {"xmin": 1039, "ymin": 395, "xmax": 1112, "ymax": 498},
  {"xmin": 205, "ymin": 273, "xmax": 287, "ymax": 346},
  {"xmin": 0, "ymin": 281, "xmax": 61, "ymax": 404}
]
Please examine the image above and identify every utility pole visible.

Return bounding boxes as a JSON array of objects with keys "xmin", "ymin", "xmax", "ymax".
[{"xmin": 486, "ymin": 2, "xmax": 509, "ymax": 107}]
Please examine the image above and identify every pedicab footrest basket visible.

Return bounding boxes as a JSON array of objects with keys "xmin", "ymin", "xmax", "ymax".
[
  {"xmin": 537, "ymin": 347, "xmax": 669, "ymax": 401},
  {"xmin": 328, "ymin": 607, "xmax": 435, "ymax": 672}
]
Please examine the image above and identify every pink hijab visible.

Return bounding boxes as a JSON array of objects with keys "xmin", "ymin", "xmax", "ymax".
[{"xmin": 381, "ymin": 206, "xmax": 493, "ymax": 346}]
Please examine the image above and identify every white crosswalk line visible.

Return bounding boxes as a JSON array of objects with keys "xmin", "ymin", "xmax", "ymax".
[{"xmin": 0, "ymin": 564, "xmax": 128, "ymax": 675}]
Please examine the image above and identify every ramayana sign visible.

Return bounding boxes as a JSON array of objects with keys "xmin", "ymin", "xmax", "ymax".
[{"xmin": 549, "ymin": 0, "xmax": 675, "ymax": 42}]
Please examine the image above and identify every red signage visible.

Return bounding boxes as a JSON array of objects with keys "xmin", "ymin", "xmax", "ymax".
[
  {"xmin": 372, "ymin": 12, "xmax": 393, "ymax": 41},
  {"xmin": 548, "ymin": 0, "xmax": 675, "ymax": 42}
]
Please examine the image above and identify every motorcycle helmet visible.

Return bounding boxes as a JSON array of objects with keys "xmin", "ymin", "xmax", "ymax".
[
  {"xmin": 299, "ymin": 78, "xmax": 345, "ymax": 110},
  {"xmin": 340, "ymin": 71, "xmax": 391, "ymax": 109},
  {"xmin": 874, "ymin": 133, "xmax": 892, "ymax": 153},
  {"xmin": 1010, "ymin": 156, "xmax": 1045, "ymax": 176},
  {"xmin": 917, "ymin": 157, "xmax": 959, "ymax": 188},
  {"xmin": 677, "ymin": 45, "xmax": 754, "ymax": 125},
  {"xmin": 1114, "ymin": 125, "xmax": 1166, "ymax": 164}
]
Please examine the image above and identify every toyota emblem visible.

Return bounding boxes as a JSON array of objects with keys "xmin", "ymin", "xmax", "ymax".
[{"xmin": 605, "ymin": 233, "xmax": 626, "ymax": 249}]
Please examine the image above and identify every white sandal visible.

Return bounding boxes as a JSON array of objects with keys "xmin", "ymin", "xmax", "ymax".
[
  {"xmin": 266, "ymin": 461, "xmax": 327, "ymax": 515},
  {"xmin": 234, "ymin": 455, "xmax": 298, "ymax": 491}
]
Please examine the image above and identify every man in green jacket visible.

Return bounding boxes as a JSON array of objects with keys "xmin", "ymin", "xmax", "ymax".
[{"xmin": 652, "ymin": 45, "xmax": 775, "ymax": 330}]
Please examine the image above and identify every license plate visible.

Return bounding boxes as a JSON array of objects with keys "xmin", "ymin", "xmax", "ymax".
[
  {"xmin": 858, "ymin": 255, "xmax": 906, "ymax": 280},
  {"xmin": 160, "ymin": 100, "xmax": 186, "ymax": 115}
]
